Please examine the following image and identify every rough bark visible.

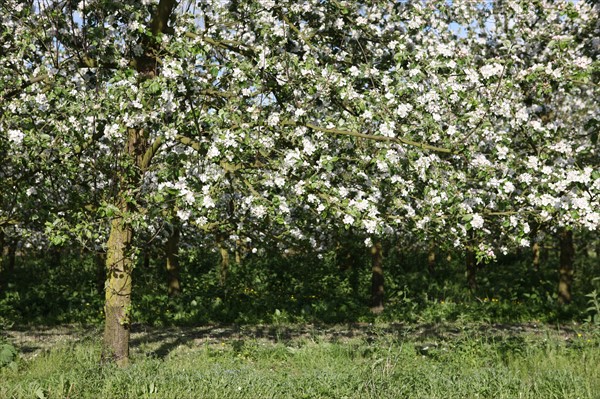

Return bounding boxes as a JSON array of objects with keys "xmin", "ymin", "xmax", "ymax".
[
  {"xmin": 370, "ymin": 241, "xmax": 384, "ymax": 314},
  {"xmin": 558, "ymin": 228, "xmax": 575, "ymax": 305},
  {"xmin": 102, "ymin": 215, "xmax": 134, "ymax": 367},
  {"xmin": 101, "ymin": 126, "xmax": 155, "ymax": 366},
  {"xmin": 165, "ymin": 225, "xmax": 181, "ymax": 297}
]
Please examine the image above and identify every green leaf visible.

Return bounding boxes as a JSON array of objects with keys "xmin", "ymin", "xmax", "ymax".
[
  {"xmin": 50, "ymin": 235, "xmax": 66, "ymax": 246},
  {"xmin": 0, "ymin": 342, "xmax": 17, "ymax": 368},
  {"xmin": 35, "ymin": 387, "xmax": 47, "ymax": 399}
]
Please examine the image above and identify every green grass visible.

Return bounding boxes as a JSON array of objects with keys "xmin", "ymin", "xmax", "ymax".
[{"xmin": 2, "ymin": 323, "xmax": 599, "ymax": 399}]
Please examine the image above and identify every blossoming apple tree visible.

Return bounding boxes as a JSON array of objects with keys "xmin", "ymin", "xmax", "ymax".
[{"xmin": 1, "ymin": 0, "xmax": 598, "ymax": 366}]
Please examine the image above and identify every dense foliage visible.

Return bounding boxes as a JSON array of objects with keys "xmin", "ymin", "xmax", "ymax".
[{"xmin": 1, "ymin": 242, "xmax": 599, "ymax": 327}]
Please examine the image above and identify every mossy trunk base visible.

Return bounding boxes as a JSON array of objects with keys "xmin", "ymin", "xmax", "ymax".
[
  {"xmin": 102, "ymin": 218, "xmax": 133, "ymax": 367},
  {"xmin": 103, "ymin": 304, "xmax": 130, "ymax": 367}
]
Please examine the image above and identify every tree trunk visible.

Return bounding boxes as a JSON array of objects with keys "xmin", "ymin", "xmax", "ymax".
[
  {"xmin": 558, "ymin": 228, "xmax": 574, "ymax": 305},
  {"xmin": 466, "ymin": 246, "xmax": 477, "ymax": 291},
  {"xmin": 102, "ymin": 215, "xmax": 134, "ymax": 367},
  {"xmin": 143, "ymin": 249, "xmax": 151, "ymax": 269},
  {"xmin": 337, "ymin": 243, "xmax": 359, "ymax": 297},
  {"xmin": 165, "ymin": 224, "xmax": 181, "ymax": 297},
  {"xmin": 102, "ymin": 126, "xmax": 151, "ymax": 366},
  {"xmin": 100, "ymin": 0, "xmax": 175, "ymax": 367},
  {"xmin": 234, "ymin": 239, "xmax": 242, "ymax": 265},
  {"xmin": 370, "ymin": 241, "xmax": 384, "ymax": 314},
  {"xmin": 218, "ymin": 240, "xmax": 230, "ymax": 287},
  {"xmin": 95, "ymin": 251, "xmax": 106, "ymax": 295},
  {"xmin": 6, "ymin": 240, "xmax": 16, "ymax": 274},
  {"xmin": 49, "ymin": 246, "xmax": 62, "ymax": 267},
  {"xmin": 0, "ymin": 237, "xmax": 16, "ymax": 289},
  {"xmin": 532, "ymin": 241, "xmax": 541, "ymax": 273},
  {"xmin": 427, "ymin": 243, "xmax": 436, "ymax": 276},
  {"xmin": 531, "ymin": 223, "xmax": 541, "ymax": 273},
  {"xmin": 0, "ymin": 232, "xmax": 5, "ymax": 288}
]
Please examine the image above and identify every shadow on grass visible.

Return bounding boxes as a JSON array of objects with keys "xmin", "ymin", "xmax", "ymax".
[
  {"xmin": 3, "ymin": 325, "xmax": 101, "ymax": 356},
  {"xmin": 4, "ymin": 321, "xmax": 584, "ymax": 361},
  {"xmin": 127, "ymin": 321, "xmax": 581, "ymax": 360}
]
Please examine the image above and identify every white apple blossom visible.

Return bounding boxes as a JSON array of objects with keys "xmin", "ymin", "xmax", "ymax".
[
  {"xmin": 471, "ymin": 214, "xmax": 485, "ymax": 230},
  {"xmin": 7, "ymin": 129, "xmax": 24, "ymax": 144},
  {"xmin": 343, "ymin": 214, "xmax": 355, "ymax": 226}
]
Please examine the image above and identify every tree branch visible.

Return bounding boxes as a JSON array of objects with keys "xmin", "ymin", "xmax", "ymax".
[
  {"xmin": 175, "ymin": 135, "xmax": 203, "ymax": 152},
  {"xmin": 1, "ymin": 74, "xmax": 49, "ymax": 103},
  {"xmin": 141, "ymin": 138, "xmax": 164, "ymax": 172},
  {"xmin": 150, "ymin": 0, "xmax": 178, "ymax": 36},
  {"xmin": 295, "ymin": 121, "xmax": 455, "ymax": 154}
]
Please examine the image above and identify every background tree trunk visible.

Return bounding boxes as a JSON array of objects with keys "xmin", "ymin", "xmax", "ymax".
[
  {"xmin": 532, "ymin": 241, "xmax": 541, "ymax": 273},
  {"xmin": 234, "ymin": 239, "xmax": 242, "ymax": 265},
  {"xmin": 531, "ymin": 223, "xmax": 541, "ymax": 273},
  {"xmin": 143, "ymin": 250, "xmax": 151, "ymax": 269},
  {"xmin": 218, "ymin": 238, "xmax": 230, "ymax": 288},
  {"xmin": 95, "ymin": 251, "xmax": 106, "ymax": 295},
  {"xmin": 5, "ymin": 240, "xmax": 16, "ymax": 274},
  {"xmin": 427, "ymin": 244, "xmax": 436, "ymax": 276},
  {"xmin": 0, "ymin": 232, "xmax": 6, "ymax": 288},
  {"xmin": 466, "ymin": 247, "xmax": 477, "ymax": 291},
  {"xmin": 49, "ymin": 246, "xmax": 62, "ymax": 267},
  {"xmin": 370, "ymin": 241, "xmax": 384, "ymax": 314},
  {"xmin": 337, "ymin": 242, "xmax": 359, "ymax": 297},
  {"xmin": 558, "ymin": 228, "xmax": 574, "ymax": 305},
  {"xmin": 0, "ymin": 239, "xmax": 17, "ymax": 298},
  {"xmin": 165, "ymin": 224, "xmax": 181, "ymax": 297}
]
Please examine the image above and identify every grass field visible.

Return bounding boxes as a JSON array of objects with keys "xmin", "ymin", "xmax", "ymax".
[
  {"xmin": 2, "ymin": 322, "xmax": 599, "ymax": 399},
  {"xmin": 1, "ymin": 245, "xmax": 599, "ymax": 398}
]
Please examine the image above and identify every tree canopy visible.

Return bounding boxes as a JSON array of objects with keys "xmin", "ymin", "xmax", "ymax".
[{"xmin": 1, "ymin": 0, "xmax": 598, "ymax": 365}]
